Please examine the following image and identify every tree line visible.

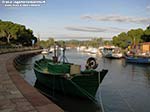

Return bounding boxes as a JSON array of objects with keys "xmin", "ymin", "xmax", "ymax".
[
  {"xmin": 0, "ymin": 20, "xmax": 37, "ymax": 46},
  {"xmin": 112, "ymin": 26, "xmax": 150, "ymax": 49},
  {"xmin": 41, "ymin": 26, "xmax": 150, "ymax": 49},
  {"xmin": 38, "ymin": 38, "xmax": 105, "ymax": 48}
]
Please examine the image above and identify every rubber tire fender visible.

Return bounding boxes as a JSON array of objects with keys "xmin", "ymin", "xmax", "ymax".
[{"xmin": 86, "ymin": 57, "xmax": 98, "ymax": 69}]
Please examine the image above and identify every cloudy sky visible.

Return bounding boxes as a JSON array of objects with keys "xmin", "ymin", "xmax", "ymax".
[{"xmin": 0, "ymin": 0, "xmax": 150, "ymax": 40}]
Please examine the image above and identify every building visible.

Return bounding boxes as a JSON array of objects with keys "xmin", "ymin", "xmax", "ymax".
[{"xmin": 140, "ymin": 42, "xmax": 150, "ymax": 53}]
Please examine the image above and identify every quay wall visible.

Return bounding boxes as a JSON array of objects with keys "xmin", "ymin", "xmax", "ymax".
[{"xmin": 0, "ymin": 50, "xmax": 64, "ymax": 112}]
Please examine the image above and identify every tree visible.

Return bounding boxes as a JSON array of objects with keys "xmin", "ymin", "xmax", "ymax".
[
  {"xmin": 141, "ymin": 26, "xmax": 150, "ymax": 42},
  {"xmin": 0, "ymin": 21, "xmax": 19, "ymax": 44},
  {"xmin": 47, "ymin": 38, "xmax": 54, "ymax": 47},
  {"xmin": 103, "ymin": 40, "xmax": 112, "ymax": 45},
  {"xmin": 127, "ymin": 29, "xmax": 144, "ymax": 45},
  {"xmin": 17, "ymin": 27, "xmax": 35, "ymax": 46},
  {"xmin": 112, "ymin": 28, "xmax": 146, "ymax": 49},
  {"xmin": 89, "ymin": 38, "xmax": 103, "ymax": 47},
  {"xmin": 0, "ymin": 20, "xmax": 37, "ymax": 46},
  {"xmin": 38, "ymin": 38, "xmax": 55, "ymax": 48},
  {"xmin": 112, "ymin": 32, "xmax": 130, "ymax": 48}
]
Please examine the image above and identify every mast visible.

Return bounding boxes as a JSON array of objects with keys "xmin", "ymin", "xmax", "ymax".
[
  {"xmin": 53, "ymin": 42, "xmax": 58, "ymax": 63},
  {"xmin": 60, "ymin": 41, "xmax": 68, "ymax": 63}
]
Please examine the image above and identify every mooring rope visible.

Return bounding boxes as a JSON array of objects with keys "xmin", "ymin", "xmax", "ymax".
[
  {"xmin": 117, "ymin": 90, "xmax": 135, "ymax": 112},
  {"xmin": 98, "ymin": 87, "xmax": 105, "ymax": 112},
  {"xmin": 68, "ymin": 79, "xmax": 97, "ymax": 103}
]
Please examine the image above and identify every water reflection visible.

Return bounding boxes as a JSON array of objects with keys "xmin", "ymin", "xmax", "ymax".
[
  {"xmin": 100, "ymin": 58, "xmax": 150, "ymax": 112},
  {"xmin": 16, "ymin": 49, "xmax": 150, "ymax": 112},
  {"xmin": 144, "ymin": 68, "xmax": 150, "ymax": 80},
  {"xmin": 34, "ymin": 80, "xmax": 101, "ymax": 112}
]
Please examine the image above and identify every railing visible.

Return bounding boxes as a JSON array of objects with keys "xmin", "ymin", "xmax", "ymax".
[{"xmin": 0, "ymin": 46, "xmax": 41, "ymax": 54}]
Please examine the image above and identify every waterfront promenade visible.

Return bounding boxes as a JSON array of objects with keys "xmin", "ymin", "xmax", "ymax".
[{"xmin": 0, "ymin": 50, "xmax": 63, "ymax": 112}]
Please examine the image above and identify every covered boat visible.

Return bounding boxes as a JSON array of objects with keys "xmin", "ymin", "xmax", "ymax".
[{"xmin": 34, "ymin": 43, "xmax": 108, "ymax": 100}]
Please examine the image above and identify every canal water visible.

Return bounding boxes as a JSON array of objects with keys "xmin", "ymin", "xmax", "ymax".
[{"xmin": 16, "ymin": 49, "xmax": 150, "ymax": 112}]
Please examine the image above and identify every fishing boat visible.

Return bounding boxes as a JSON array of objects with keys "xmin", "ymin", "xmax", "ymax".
[
  {"xmin": 125, "ymin": 56, "xmax": 150, "ymax": 64},
  {"xmin": 125, "ymin": 42, "xmax": 150, "ymax": 64},
  {"xmin": 34, "ymin": 43, "xmax": 108, "ymax": 100},
  {"xmin": 100, "ymin": 46, "xmax": 123, "ymax": 59}
]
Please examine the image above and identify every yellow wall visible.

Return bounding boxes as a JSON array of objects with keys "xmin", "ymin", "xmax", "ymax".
[{"xmin": 142, "ymin": 45, "xmax": 150, "ymax": 52}]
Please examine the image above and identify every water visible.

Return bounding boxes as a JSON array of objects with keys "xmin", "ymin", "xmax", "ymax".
[
  {"xmin": 100, "ymin": 60, "xmax": 150, "ymax": 112},
  {"xmin": 17, "ymin": 49, "xmax": 150, "ymax": 112}
]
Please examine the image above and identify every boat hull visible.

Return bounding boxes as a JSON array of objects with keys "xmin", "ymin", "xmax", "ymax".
[
  {"xmin": 125, "ymin": 56, "xmax": 150, "ymax": 64},
  {"xmin": 34, "ymin": 68, "xmax": 108, "ymax": 98},
  {"xmin": 102, "ymin": 53, "xmax": 123, "ymax": 59},
  {"xmin": 100, "ymin": 46, "xmax": 123, "ymax": 59}
]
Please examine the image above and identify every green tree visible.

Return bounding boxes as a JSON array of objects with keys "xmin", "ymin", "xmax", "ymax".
[
  {"xmin": 89, "ymin": 38, "xmax": 103, "ymax": 47},
  {"xmin": 127, "ymin": 28, "xmax": 144, "ymax": 45},
  {"xmin": 141, "ymin": 26, "xmax": 150, "ymax": 42},
  {"xmin": 103, "ymin": 40, "xmax": 112, "ymax": 46},
  {"xmin": 38, "ymin": 38, "xmax": 54, "ymax": 48},
  {"xmin": 112, "ymin": 32, "xmax": 130, "ymax": 48},
  {"xmin": 112, "ymin": 28, "xmax": 145, "ymax": 49},
  {"xmin": 0, "ymin": 20, "xmax": 37, "ymax": 46},
  {"xmin": 47, "ymin": 38, "xmax": 54, "ymax": 47}
]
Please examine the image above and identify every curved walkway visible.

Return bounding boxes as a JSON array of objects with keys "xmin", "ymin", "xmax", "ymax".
[{"xmin": 0, "ymin": 50, "xmax": 63, "ymax": 112}]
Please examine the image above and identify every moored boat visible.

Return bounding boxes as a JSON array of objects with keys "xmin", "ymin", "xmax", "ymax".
[
  {"xmin": 111, "ymin": 53, "xmax": 123, "ymax": 59},
  {"xmin": 41, "ymin": 48, "xmax": 49, "ymax": 54},
  {"xmin": 125, "ymin": 45, "xmax": 150, "ymax": 64},
  {"xmin": 100, "ymin": 46, "xmax": 123, "ymax": 59},
  {"xmin": 125, "ymin": 55, "xmax": 150, "ymax": 64},
  {"xmin": 34, "ymin": 43, "xmax": 108, "ymax": 100}
]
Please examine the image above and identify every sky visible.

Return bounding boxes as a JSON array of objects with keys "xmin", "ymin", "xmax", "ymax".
[{"xmin": 0, "ymin": 0, "xmax": 150, "ymax": 40}]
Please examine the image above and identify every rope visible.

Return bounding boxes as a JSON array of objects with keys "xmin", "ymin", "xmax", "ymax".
[
  {"xmin": 34, "ymin": 63, "xmax": 43, "ymax": 70},
  {"xmin": 96, "ymin": 72, "xmax": 105, "ymax": 112},
  {"xmin": 117, "ymin": 90, "xmax": 135, "ymax": 112},
  {"xmin": 97, "ymin": 87, "xmax": 105, "ymax": 112},
  {"xmin": 68, "ymin": 79, "xmax": 97, "ymax": 103},
  {"xmin": 96, "ymin": 71, "xmax": 111, "ymax": 112}
]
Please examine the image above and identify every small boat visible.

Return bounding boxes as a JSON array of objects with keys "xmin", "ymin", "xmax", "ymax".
[
  {"xmin": 125, "ymin": 55, "xmax": 150, "ymax": 64},
  {"xmin": 41, "ymin": 49, "xmax": 49, "ymax": 54},
  {"xmin": 34, "ymin": 43, "xmax": 108, "ymax": 100},
  {"xmin": 100, "ymin": 46, "xmax": 123, "ymax": 59},
  {"xmin": 49, "ymin": 47, "xmax": 54, "ymax": 53},
  {"xmin": 76, "ymin": 46, "xmax": 86, "ymax": 51},
  {"xmin": 111, "ymin": 53, "xmax": 123, "ymax": 59},
  {"xmin": 89, "ymin": 48, "xmax": 98, "ymax": 54},
  {"xmin": 125, "ymin": 46, "xmax": 150, "ymax": 64}
]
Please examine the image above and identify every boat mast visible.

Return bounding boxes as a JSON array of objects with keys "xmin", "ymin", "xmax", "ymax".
[
  {"xmin": 62, "ymin": 42, "xmax": 66, "ymax": 63},
  {"xmin": 60, "ymin": 41, "xmax": 68, "ymax": 63},
  {"xmin": 53, "ymin": 42, "xmax": 58, "ymax": 63}
]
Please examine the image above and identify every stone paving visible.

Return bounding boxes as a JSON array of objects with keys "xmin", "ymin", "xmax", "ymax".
[{"xmin": 0, "ymin": 51, "xmax": 64, "ymax": 112}]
